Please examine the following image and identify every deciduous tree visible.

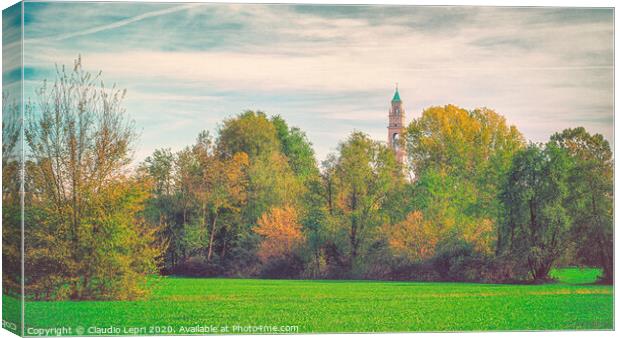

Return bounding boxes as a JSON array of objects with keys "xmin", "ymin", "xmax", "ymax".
[
  {"xmin": 383, "ymin": 211, "xmax": 437, "ymax": 261},
  {"xmin": 405, "ymin": 105, "xmax": 524, "ymax": 255},
  {"xmin": 549, "ymin": 127, "xmax": 613, "ymax": 283},
  {"xmin": 24, "ymin": 57, "xmax": 158, "ymax": 299},
  {"xmin": 254, "ymin": 206, "xmax": 304, "ymax": 262},
  {"xmin": 499, "ymin": 143, "xmax": 572, "ymax": 281},
  {"xmin": 331, "ymin": 132, "xmax": 403, "ymax": 270}
]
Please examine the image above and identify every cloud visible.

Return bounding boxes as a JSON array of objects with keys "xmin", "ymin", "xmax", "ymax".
[
  {"xmin": 26, "ymin": 3, "xmax": 201, "ymax": 43},
  {"xmin": 16, "ymin": 4, "xmax": 614, "ymax": 162}
]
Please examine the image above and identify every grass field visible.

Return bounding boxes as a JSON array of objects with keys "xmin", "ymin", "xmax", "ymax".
[{"xmin": 3, "ymin": 268, "xmax": 613, "ymax": 335}]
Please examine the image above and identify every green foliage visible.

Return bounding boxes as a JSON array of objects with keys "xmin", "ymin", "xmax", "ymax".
[
  {"xmin": 245, "ymin": 152, "xmax": 303, "ymax": 223},
  {"xmin": 405, "ymin": 105, "xmax": 524, "ymax": 259},
  {"xmin": 432, "ymin": 238, "xmax": 476, "ymax": 281},
  {"xmin": 329, "ymin": 132, "xmax": 404, "ymax": 272},
  {"xmin": 499, "ymin": 143, "xmax": 572, "ymax": 281},
  {"xmin": 271, "ymin": 115, "xmax": 319, "ymax": 181},
  {"xmin": 217, "ymin": 110, "xmax": 280, "ymax": 159},
  {"xmin": 71, "ymin": 178, "xmax": 161, "ymax": 300},
  {"xmin": 549, "ymin": 128, "xmax": 613, "ymax": 283},
  {"xmin": 141, "ymin": 148, "xmax": 185, "ymax": 271}
]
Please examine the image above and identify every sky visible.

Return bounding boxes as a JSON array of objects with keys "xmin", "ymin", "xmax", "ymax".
[{"xmin": 5, "ymin": 2, "xmax": 615, "ymax": 163}]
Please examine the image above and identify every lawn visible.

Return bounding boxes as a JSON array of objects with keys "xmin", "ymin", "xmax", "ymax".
[{"xmin": 3, "ymin": 268, "xmax": 613, "ymax": 335}]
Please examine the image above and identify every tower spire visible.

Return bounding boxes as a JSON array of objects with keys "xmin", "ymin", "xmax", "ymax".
[
  {"xmin": 388, "ymin": 85, "xmax": 405, "ymax": 164},
  {"xmin": 391, "ymin": 83, "xmax": 401, "ymax": 102}
]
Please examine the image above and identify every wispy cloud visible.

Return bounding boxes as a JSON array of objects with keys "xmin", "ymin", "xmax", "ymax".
[
  {"xmin": 16, "ymin": 3, "xmax": 614, "ymax": 162},
  {"xmin": 27, "ymin": 3, "xmax": 201, "ymax": 43}
]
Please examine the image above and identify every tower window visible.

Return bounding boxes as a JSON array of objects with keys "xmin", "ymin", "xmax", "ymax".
[{"xmin": 392, "ymin": 133, "xmax": 400, "ymax": 150}]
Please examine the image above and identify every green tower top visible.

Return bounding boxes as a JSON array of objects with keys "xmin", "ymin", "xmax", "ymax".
[{"xmin": 391, "ymin": 84, "xmax": 401, "ymax": 102}]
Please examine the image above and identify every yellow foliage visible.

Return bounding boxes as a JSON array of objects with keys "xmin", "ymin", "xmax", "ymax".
[
  {"xmin": 384, "ymin": 211, "xmax": 496, "ymax": 262},
  {"xmin": 462, "ymin": 218, "xmax": 495, "ymax": 255},
  {"xmin": 383, "ymin": 211, "xmax": 438, "ymax": 261},
  {"xmin": 254, "ymin": 206, "xmax": 305, "ymax": 262}
]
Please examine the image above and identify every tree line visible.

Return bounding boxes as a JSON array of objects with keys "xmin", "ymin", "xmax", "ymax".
[{"xmin": 2, "ymin": 59, "xmax": 613, "ymax": 301}]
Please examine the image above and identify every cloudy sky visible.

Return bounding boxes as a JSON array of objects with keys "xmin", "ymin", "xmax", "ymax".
[{"xmin": 8, "ymin": 2, "xmax": 615, "ymax": 162}]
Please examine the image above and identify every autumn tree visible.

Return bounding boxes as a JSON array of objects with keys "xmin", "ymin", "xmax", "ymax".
[
  {"xmin": 2, "ymin": 92, "xmax": 22, "ymax": 295},
  {"xmin": 217, "ymin": 111, "xmax": 305, "ymax": 222},
  {"xmin": 383, "ymin": 211, "xmax": 437, "ymax": 261},
  {"xmin": 405, "ymin": 105, "xmax": 524, "ymax": 254},
  {"xmin": 192, "ymin": 131, "xmax": 249, "ymax": 262},
  {"xmin": 24, "ymin": 57, "xmax": 159, "ymax": 299},
  {"xmin": 254, "ymin": 206, "xmax": 305, "ymax": 262},
  {"xmin": 406, "ymin": 105, "xmax": 523, "ymax": 177}
]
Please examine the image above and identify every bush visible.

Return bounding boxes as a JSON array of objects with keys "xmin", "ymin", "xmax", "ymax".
[
  {"xmin": 431, "ymin": 239, "xmax": 470, "ymax": 281},
  {"xmin": 259, "ymin": 255, "xmax": 304, "ymax": 279},
  {"xmin": 386, "ymin": 259, "xmax": 440, "ymax": 281},
  {"xmin": 430, "ymin": 238, "xmax": 509, "ymax": 283},
  {"xmin": 171, "ymin": 256, "xmax": 224, "ymax": 277}
]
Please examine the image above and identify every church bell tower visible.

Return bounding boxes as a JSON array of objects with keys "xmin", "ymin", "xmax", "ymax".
[{"xmin": 388, "ymin": 84, "xmax": 405, "ymax": 163}]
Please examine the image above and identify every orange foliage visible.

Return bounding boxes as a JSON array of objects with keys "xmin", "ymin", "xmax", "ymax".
[
  {"xmin": 254, "ymin": 206, "xmax": 305, "ymax": 262},
  {"xmin": 383, "ymin": 211, "xmax": 438, "ymax": 261}
]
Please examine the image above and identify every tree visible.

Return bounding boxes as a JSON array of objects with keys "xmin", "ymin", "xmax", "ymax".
[
  {"xmin": 383, "ymin": 211, "xmax": 437, "ymax": 261},
  {"xmin": 72, "ymin": 176, "xmax": 160, "ymax": 300},
  {"xmin": 172, "ymin": 147, "xmax": 202, "ymax": 263},
  {"xmin": 271, "ymin": 115, "xmax": 319, "ymax": 181},
  {"xmin": 2, "ymin": 93, "xmax": 22, "ymax": 295},
  {"xmin": 141, "ymin": 149, "xmax": 180, "ymax": 271},
  {"xmin": 245, "ymin": 152, "xmax": 304, "ymax": 224},
  {"xmin": 254, "ymin": 206, "xmax": 305, "ymax": 262},
  {"xmin": 549, "ymin": 127, "xmax": 613, "ymax": 283},
  {"xmin": 216, "ymin": 110, "xmax": 305, "ymax": 222},
  {"xmin": 320, "ymin": 154, "xmax": 338, "ymax": 216},
  {"xmin": 217, "ymin": 110, "xmax": 280, "ymax": 159},
  {"xmin": 158, "ymin": 112, "xmax": 312, "ymax": 276},
  {"xmin": 499, "ymin": 143, "xmax": 572, "ymax": 281},
  {"xmin": 405, "ymin": 105, "xmax": 524, "ymax": 254},
  {"xmin": 24, "ymin": 57, "xmax": 158, "ymax": 299},
  {"xmin": 193, "ymin": 131, "xmax": 249, "ymax": 262},
  {"xmin": 298, "ymin": 176, "xmax": 331, "ymax": 277},
  {"xmin": 406, "ymin": 105, "xmax": 523, "ymax": 177},
  {"xmin": 331, "ymin": 131, "xmax": 403, "ymax": 270}
]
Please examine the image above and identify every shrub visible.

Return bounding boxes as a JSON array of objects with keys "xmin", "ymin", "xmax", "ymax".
[
  {"xmin": 172, "ymin": 256, "xmax": 224, "ymax": 277},
  {"xmin": 259, "ymin": 255, "xmax": 305, "ymax": 279}
]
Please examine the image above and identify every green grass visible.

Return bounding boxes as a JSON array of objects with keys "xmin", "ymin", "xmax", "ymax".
[
  {"xmin": 550, "ymin": 267, "xmax": 602, "ymax": 284},
  {"xmin": 4, "ymin": 268, "xmax": 613, "ymax": 335},
  {"xmin": 1, "ymin": 292, "xmax": 21, "ymax": 335}
]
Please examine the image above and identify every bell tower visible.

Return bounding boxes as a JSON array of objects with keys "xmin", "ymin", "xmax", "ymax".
[{"xmin": 388, "ymin": 84, "xmax": 405, "ymax": 163}]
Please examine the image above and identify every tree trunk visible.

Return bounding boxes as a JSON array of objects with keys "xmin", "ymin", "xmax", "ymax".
[
  {"xmin": 348, "ymin": 187, "xmax": 359, "ymax": 269},
  {"xmin": 207, "ymin": 212, "xmax": 218, "ymax": 262}
]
